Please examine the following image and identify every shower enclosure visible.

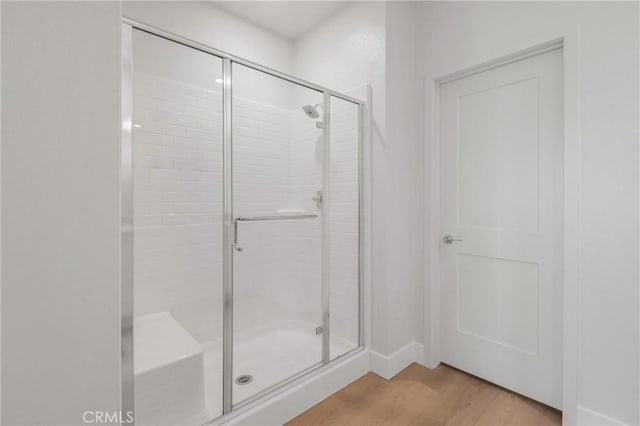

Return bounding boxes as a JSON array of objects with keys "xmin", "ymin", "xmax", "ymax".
[{"xmin": 121, "ymin": 21, "xmax": 364, "ymax": 425}]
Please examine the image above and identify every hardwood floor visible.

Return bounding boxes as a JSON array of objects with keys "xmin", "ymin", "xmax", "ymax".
[{"xmin": 286, "ymin": 363, "xmax": 561, "ymax": 426}]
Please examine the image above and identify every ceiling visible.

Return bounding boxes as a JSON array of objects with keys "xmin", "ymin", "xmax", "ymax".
[{"xmin": 211, "ymin": 1, "xmax": 349, "ymax": 40}]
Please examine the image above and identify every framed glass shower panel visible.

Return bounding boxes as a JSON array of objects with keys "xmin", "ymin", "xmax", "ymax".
[
  {"xmin": 131, "ymin": 29, "xmax": 224, "ymax": 425},
  {"xmin": 328, "ymin": 96, "xmax": 361, "ymax": 359}
]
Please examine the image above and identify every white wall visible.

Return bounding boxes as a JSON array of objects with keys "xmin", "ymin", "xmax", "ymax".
[
  {"xmin": 1, "ymin": 2, "xmax": 122, "ymax": 425},
  {"xmin": 123, "ymin": 1, "xmax": 295, "ymax": 107},
  {"xmin": 416, "ymin": 2, "xmax": 640, "ymax": 424},
  {"xmin": 294, "ymin": 1, "xmax": 397, "ymax": 356},
  {"xmin": 124, "ymin": 1, "xmax": 293, "ymax": 73},
  {"xmin": 382, "ymin": 1, "xmax": 423, "ymax": 354},
  {"xmin": 293, "ymin": 2, "xmax": 385, "ymax": 96},
  {"xmin": 293, "ymin": 0, "xmax": 425, "ymax": 366}
]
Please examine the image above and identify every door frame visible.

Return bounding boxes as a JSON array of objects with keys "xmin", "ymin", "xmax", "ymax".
[{"xmin": 423, "ymin": 31, "xmax": 580, "ymax": 424}]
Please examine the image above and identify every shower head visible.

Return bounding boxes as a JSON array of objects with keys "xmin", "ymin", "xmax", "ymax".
[{"xmin": 302, "ymin": 103, "xmax": 322, "ymax": 119}]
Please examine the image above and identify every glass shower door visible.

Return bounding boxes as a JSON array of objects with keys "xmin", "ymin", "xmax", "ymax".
[{"xmin": 231, "ymin": 63, "xmax": 324, "ymax": 405}]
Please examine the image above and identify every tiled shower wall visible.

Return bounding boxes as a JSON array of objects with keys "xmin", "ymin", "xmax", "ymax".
[
  {"xmin": 133, "ymin": 72, "xmax": 359, "ymax": 349},
  {"xmin": 133, "ymin": 73, "xmax": 224, "ymax": 344}
]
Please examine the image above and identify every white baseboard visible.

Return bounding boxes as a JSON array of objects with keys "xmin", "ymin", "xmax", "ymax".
[
  {"xmin": 576, "ymin": 405, "xmax": 628, "ymax": 426},
  {"xmin": 370, "ymin": 341, "xmax": 424, "ymax": 380},
  {"xmin": 223, "ymin": 350, "xmax": 370, "ymax": 425}
]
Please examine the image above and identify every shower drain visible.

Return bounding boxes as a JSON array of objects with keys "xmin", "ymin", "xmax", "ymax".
[{"xmin": 235, "ymin": 374, "xmax": 253, "ymax": 385}]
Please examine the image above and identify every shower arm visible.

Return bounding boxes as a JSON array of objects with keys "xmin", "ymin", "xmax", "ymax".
[{"xmin": 232, "ymin": 214, "xmax": 318, "ymax": 252}]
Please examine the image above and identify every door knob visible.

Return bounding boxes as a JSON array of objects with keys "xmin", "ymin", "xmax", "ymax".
[{"xmin": 442, "ymin": 234, "xmax": 462, "ymax": 244}]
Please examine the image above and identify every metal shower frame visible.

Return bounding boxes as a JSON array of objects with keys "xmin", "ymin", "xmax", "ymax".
[{"xmin": 121, "ymin": 19, "xmax": 365, "ymax": 425}]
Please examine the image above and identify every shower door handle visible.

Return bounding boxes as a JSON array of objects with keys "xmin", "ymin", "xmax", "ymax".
[
  {"xmin": 235, "ymin": 214, "xmax": 318, "ymax": 222},
  {"xmin": 232, "ymin": 214, "xmax": 318, "ymax": 252},
  {"xmin": 232, "ymin": 220, "xmax": 243, "ymax": 252}
]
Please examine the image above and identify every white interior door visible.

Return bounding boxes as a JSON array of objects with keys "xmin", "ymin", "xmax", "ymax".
[{"xmin": 439, "ymin": 48, "xmax": 563, "ymax": 409}]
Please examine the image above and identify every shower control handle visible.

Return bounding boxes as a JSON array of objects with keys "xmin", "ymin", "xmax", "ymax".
[
  {"xmin": 312, "ymin": 191, "xmax": 323, "ymax": 209},
  {"xmin": 442, "ymin": 234, "xmax": 462, "ymax": 245}
]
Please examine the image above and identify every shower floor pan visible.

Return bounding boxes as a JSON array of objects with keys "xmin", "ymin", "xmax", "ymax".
[
  {"xmin": 209, "ymin": 321, "xmax": 355, "ymax": 405},
  {"xmin": 134, "ymin": 316, "xmax": 355, "ymax": 426}
]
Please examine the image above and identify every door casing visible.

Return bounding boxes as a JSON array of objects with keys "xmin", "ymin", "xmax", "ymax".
[{"xmin": 423, "ymin": 31, "xmax": 581, "ymax": 424}]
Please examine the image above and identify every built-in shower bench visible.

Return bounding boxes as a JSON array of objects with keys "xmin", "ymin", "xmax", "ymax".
[{"xmin": 133, "ymin": 311, "xmax": 205, "ymax": 426}]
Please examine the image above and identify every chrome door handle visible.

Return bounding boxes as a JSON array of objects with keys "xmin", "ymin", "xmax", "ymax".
[
  {"xmin": 442, "ymin": 234, "xmax": 462, "ymax": 244},
  {"xmin": 233, "ymin": 214, "xmax": 318, "ymax": 252}
]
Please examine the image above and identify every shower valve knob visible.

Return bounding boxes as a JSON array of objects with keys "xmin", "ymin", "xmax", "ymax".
[{"xmin": 312, "ymin": 191, "xmax": 323, "ymax": 209}]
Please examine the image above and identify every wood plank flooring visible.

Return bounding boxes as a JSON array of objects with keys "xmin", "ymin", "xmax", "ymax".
[{"xmin": 286, "ymin": 363, "xmax": 561, "ymax": 426}]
